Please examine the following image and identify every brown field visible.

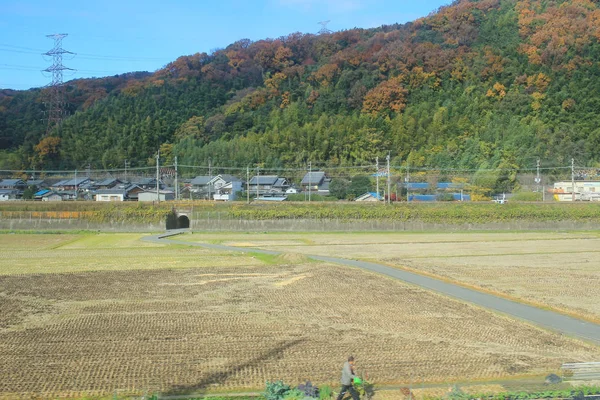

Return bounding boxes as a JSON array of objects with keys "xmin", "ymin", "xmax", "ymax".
[
  {"xmin": 1, "ymin": 232, "xmax": 600, "ymax": 398},
  {"xmin": 192, "ymin": 231, "xmax": 600, "ymax": 321}
]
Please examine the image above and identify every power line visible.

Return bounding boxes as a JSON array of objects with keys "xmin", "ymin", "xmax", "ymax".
[{"xmin": 0, "ymin": 46, "xmax": 171, "ymax": 62}]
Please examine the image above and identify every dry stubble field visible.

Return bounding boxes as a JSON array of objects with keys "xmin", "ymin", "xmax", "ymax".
[
  {"xmin": 193, "ymin": 231, "xmax": 600, "ymax": 322},
  {"xmin": 0, "ymin": 232, "xmax": 599, "ymax": 398}
]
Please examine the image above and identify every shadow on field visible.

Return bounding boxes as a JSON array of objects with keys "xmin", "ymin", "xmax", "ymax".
[{"xmin": 162, "ymin": 338, "xmax": 306, "ymax": 396}]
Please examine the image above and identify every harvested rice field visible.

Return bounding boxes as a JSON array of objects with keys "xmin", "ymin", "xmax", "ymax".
[
  {"xmin": 192, "ymin": 231, "xmax": 600, "ymax": 322},
  {"xmin": 0, "ymin": 232, "xmax": 599, "ymax": 398}
]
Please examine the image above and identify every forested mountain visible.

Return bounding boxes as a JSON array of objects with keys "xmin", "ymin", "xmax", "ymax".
[{"xmin": 1, "ymin": 0, "xmax": 600, "ymax": 173}]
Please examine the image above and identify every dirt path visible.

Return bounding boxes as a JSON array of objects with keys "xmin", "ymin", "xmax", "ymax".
[{"xmin": 144, "ymin": 231, "xmax": 600, "ymax": 346}]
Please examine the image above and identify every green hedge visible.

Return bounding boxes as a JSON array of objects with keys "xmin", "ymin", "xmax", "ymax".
[{"xmin": 2, "ymin": 201, "xmax": 600, "ymax": 225}]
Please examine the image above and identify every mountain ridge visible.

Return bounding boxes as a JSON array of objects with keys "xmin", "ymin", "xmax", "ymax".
[{"xmin": 1, "ymin": 0, "xmax": 599, "ymax": 182}]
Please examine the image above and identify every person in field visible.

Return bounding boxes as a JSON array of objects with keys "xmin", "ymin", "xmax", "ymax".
[{"xmin": 336, "ymin": 355, "xmax": 360, "ymax": 400}]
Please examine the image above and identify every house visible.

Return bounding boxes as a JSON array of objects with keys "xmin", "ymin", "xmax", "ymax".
[
  {"xmin": 133, "ymin": 178, "xmax": 163, "ymax": 190},
  {"xmin": 42, "ymin": 192, "xmax": 64, "ymax": 201},
  {"xmin": 51, "ymin": 177, "xmax": 91, "ymax": 191},
  {"xmin": 189, "ymin": 175, "xmax": 218, "ymax": 199},
  {"xmin": 248, "ymin": 175, "xmax": 290, "ymax": 196},
  {"xmin": 211, "ymin": 174, "xmax": 243, "ymax": 201},
  {"xmin": 355, "ymin": 192, "xmax": 383, "ymax": 202},
  {"xmin": 43, "ymin": 193, "xmax": 62, "ymax": 201},
  {"xmin": 26, "ymin": 179, "xmax": 46, "ymax": 189},
  {"xmin": 0, "ymin": 189, "xmax": 19, "ymax": 201},
  {"xmin": 0, "ymin": 179, "xmax": 27, "ymax": 191},
  {"xmin": 255, "ymin": 194, "xmax": 288, "ymax": 201},
  {"xmin": 39, "ymin": 190, "xmax": 76, "ymax": 201},
  {"xmin": 33, "ymin": 189, "xmax": 52, "ymax": 201},
  {"xmin": 95, "ymin": 188, "xmax": 128, "ymax": 202},
  {"xmin": 551, "ymin": 181, "xmax": 600, "ymax": 201},
  {"xmin": 96, "ymin": 178, "xmax": 123, "ymax": 189},
  {"xmin": 138, "ymin": 190, "xmax": 175, "ymax": 202},
  {"xmin": 301, "ymin": 171, "xmax": 331, "ymax": 195}
]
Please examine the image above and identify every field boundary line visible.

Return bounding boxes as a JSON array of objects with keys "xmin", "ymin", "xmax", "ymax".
[{"xmin": 143, "ymin": 233, "xmax": 600, "ymax": 346}]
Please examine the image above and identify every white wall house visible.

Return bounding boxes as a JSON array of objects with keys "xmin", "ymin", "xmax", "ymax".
[
  {"xmin": 138, "ymin": 191, "xmax": 175, "ymax": 202},
  {"xmin": 552, "ymin": 181, "xmax": 600, "ymax": 201},
  {"xmin": 212, "ymin": 175, "xmax": 243, "ymax": 201},
  {"xmin": 96, "ymin": 189, "xmax": 127, "ymax": 202}
]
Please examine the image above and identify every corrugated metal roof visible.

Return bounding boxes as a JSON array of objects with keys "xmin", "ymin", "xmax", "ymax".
[
  {"xmin": 406, "ymin": 182, "xmax": 429, "ymax": 190},
  {"xmin": 34, "ymin": 189, "xmax": 51, "ymax": 196}
]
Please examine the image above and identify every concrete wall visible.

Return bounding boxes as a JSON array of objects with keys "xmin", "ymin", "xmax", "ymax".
[{"xmin": 2, "ymin": 217, "xmax": 598, "ymax": 232}]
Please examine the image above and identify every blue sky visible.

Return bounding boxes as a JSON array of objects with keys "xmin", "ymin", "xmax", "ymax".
[{"xmin": 0, "ymin": 0, "xmax": 450, "ymax": 90}]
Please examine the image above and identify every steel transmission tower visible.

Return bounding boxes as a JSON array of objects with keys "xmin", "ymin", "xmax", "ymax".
[
  {"xmin": 42, "ymin": 33, "xmax": 75, "ymax": 135},
  {"xmin": 318, "ymin": 20, "xmax": 332, "ymax": 35}
]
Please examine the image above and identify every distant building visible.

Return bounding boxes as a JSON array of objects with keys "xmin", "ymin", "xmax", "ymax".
[
  {"xmin": 51, "ymin": 178, "xmax": 91, "ymax": 191},
  {"xmin": 248, "ymin": 175, "xmax": 289, "ymax": 196},
  {"xmin": 355, "ymin": 192, "xmax": 383, "ymax": 202},
  {"xmin": 551, "ymin": 181, "xmax": 600, "ymax": 201},
  {"xmin": 0, "ymin": 189, "xmax": 19, "ymax": 201},
  {"xmin": 96, "ymin": 178, "xmax": 123, "ymax": 190},
  {"xmin": 138, "ymin": 190, "xmax": 175, "ymax": 202},
  {"xmin": 301, "ymin": 171, "xmax": 331, "ymax": 195},
  {"xmin": 96, "ymin": 188, "xmax": 128, "ymax": 202},
  {"xmin": 0, "ymin": 179, "xmax": 27, "ymax": 191},
  {"xmin": 190, "ymin": 174, "xmax": 243, "ymax": 200}
]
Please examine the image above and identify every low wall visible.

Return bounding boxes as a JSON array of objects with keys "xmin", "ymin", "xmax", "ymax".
[
  {"xmin": 1, "ymin": 218, "xmax": 598, "ymax": 232},
  {"xmin": 0, "ymin": 218, "xmax": 163, "ymax": 232}
]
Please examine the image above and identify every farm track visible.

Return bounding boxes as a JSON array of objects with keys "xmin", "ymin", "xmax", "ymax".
[{"xmin": 147, "ymin": 231, "xmax": 600, "ymax": 346}]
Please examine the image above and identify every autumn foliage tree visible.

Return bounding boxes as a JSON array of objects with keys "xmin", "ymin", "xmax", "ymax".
[{"xmin": 362, "ymin": 77, "xmax": 408, "ymax": 116}]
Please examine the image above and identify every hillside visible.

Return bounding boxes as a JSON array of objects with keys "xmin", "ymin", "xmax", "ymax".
[{"xmin": 1, "ymin": 0, "xmax": 599, "ymax": 174}]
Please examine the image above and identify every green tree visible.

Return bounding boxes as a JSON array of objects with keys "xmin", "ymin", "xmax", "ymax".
[
  {"xmin": 348, "ymin": 175, "xmax": 373, "ymax": 197},
  {"xmin": 329, "ymin": 178, "xmax": 350, "ymax": 199}
]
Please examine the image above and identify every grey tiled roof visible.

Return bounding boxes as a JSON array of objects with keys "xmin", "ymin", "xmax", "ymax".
[
  {"xmin": 190, "ymin": 176, "xmax": 212, "ymax": 185},
  {"xmin": 301, "ymin": 171, "xmax": 325, "ymax": 185},
  {"xmin": 249, "ymin": 175, "xmax": 279, "ymax": 185}
]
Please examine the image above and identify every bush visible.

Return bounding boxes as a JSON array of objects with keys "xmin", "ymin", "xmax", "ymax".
[
  {"xmin": 265, "ymin": 380, "xmax": 291, "ymax": 400},
  {"xmin": 297, "ymin": 380, "xmax": 319, "ymax": 397},
  {"xmin": 318, "ymin": 385, "xmax": 332, "ymax": 399},
  {"xmin": 511, "ymin": 191, "xmax": 543, "ymax": 201},
  {"xmin": 282, "ymin": 388, "xmax": 306, "ymax": 399}
]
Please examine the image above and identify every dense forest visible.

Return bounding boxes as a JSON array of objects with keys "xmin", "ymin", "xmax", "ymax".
[{"xmin": 1, "ymin": 0, "xmax": 600, "ymax": 176}]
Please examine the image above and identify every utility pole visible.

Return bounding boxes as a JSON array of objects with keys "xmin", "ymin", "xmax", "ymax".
[
  {"xmin": 156, "ymin": 151, "xmax": 160, "ymax": 204},
  {"xmin": 376, "ymin": 157, "xmax": 380, "ymax": 201},
  {"xmin": 308, "ymin": 161, "xmax": 312, "ymax": 202},
  {"xmin": 535, "ymin": 159, "xmax": 541, "ymax": 196},
  {"xmin": 174, "ymin": 156, "xmax": 178, "ymax": 201},
  {"xmin": 386, "ymin": 153, "xmax": 391, "ymax": 205},
  {"xmin": 246, "ymin": 166, "xmax": 250, "ymax": 204},
  {"xmin": 74, "ymin": 169, "xmax": 77, "ymax": 200},
  {"xmin": 571, "ymin": 157, "xmax": 575, "ymax": 202},
  {"xmin": 405, "ymin": 159, "xmax": 410, "ymax": 202},
  {"xmin": 208, "ymin": 158, "xmax": 212, "ymax": 201},
  {"xmin": 42, "ymin": 33, "xmax": 74, "ymax": 135},
  {"xmin": 256, "ymin": 165, "xmax": 260, "ymax": 200},
  {"xmin": 124, "ymin": 160, "xmax": 129, "ymax": 183}
]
